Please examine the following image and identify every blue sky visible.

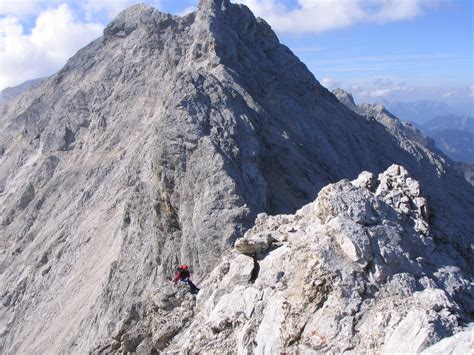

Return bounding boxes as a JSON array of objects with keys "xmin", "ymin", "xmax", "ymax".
[
  {"xmin": 281, "ymin": 1, "xmax": 473, "ymax": 109},
  {"xmin": 0, "ymin": 0, "xmax": 472, "ymax": 113}
]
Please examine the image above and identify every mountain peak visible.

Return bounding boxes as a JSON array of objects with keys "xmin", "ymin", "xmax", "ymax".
[
  {"xmin": 332, "ymin": 88, "xmax": 356, "ymax": 110},
  {"xmin": 198, "ymin": 0, "xmax": 230, "ymax": 9},
  {"xmin": 103, "ymin": 3, "xmax": 166, "ymax": 37}
]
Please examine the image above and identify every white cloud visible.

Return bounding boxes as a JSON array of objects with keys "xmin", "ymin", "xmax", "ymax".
[
  {"xmin": 241, "ymin": 0, "xmax": 440, "ymax": 33},
  {"xmin": 0, "ymin": 4, "xmax": 103, "ymax": 89},
  {"xmin": 178, "ymin": 6, "xmax": 197, "ymax": 16},
  {"xmin": 442, "ymin": 86, "xmax": 474, "ymax": 98},
  {"xmin": 372, "ymin": 77, "xmax": 393, "ymax": 86},
  {"xmin": 0, "ymin": 1, "xmax": 36, "ymax": 16},
  {"xmin": 442, "ymin": 91, "xmax": 457, "ymax": 97},
  {"xmin": 320, "ymin": 77, "xmax": 341, "ymax": 90},
  {"xmin": 369, "ymin": 88, "xmax": 392, "ymax": 97},
  {"xmin": 345, "ymin": 76, "xmax": 416, "ymax": 102}
]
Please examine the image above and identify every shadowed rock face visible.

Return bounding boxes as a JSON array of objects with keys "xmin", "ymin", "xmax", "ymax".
[{"xmin": 0, "ymin": 1, "xmax": 472, "ymax": 353}]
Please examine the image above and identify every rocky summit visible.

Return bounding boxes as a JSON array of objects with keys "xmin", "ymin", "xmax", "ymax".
[{"xmin": 0, "ymin": 0, "xmax": 472, "ymax": 353}]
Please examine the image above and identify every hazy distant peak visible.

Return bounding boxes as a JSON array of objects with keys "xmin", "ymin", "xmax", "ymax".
[
  {"xmin": 1, "ymin": 77, "xmax": 46, "ymax": 99},
  {"xmin": 332, "ymin": 88, "xmax": 387, "ymax": 116},
  {"xmin": 332, "ymin": 88, "xmax": 356, "ymax": 110}
]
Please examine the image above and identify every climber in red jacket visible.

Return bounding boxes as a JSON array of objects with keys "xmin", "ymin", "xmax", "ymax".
[{"xmin": 174, "ymin": 264, "xmax": 200, "ymax": 294}]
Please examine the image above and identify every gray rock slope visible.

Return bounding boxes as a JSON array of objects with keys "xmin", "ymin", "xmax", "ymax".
[
  {"xmin": 0, "ymin": 1, "xmax": 472, "ymax": 353},
  {"xmin": 164, "ymin": 166, "xmax": 472, "ymax": 354},
  {"xmin": 422, "ymin": 324, "xmax": 474, "ymax": 355},
  {"xmin": 332, "ymin": 88, "xmax": 435, "ymax": 148},
  {"xmin": 0, "ymin": 78, "xmax": 46, "ymax": 111}
]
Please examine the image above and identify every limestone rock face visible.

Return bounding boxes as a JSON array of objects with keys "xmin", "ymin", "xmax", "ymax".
[
  {"xmin": 333, "ymin": 88, "xmax": 473, "ymax": 257},
  {"xmin": 234, "ymin": 231, "xmax": 275, "ymax": 256},
  {"xmin": 421, "ymin": 325, "xmax": 474, "ymax": 355},
  {"xmin": 167, "ymin": 166, "xmax": 472, "ymax": 354},
  {"xmin": 0, "ymin": 1, "xmax": 472, "ymax": 353}
]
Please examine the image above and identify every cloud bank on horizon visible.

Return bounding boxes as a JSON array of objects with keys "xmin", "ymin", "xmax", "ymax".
[{"xmin": 0, "ymin": 0, "xmax": 472, "ymax": 114}]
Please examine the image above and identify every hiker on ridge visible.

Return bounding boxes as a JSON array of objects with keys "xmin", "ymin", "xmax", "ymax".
[{"xmin": 174, "ymin": 264, "xmax": 200, "ymax": 294}]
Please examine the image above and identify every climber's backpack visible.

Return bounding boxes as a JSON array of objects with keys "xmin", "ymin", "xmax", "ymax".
[
  {"xmin": 178, "ymin": 266, "xmax": 190, "ymax": 279},
  {"xmin": 180, "ymin": 269, "xmax": 190, "ymax": 279}
]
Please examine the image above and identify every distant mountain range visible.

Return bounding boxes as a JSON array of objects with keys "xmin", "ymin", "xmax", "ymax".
[
  {"xmin": 421, "ymin": 114, "xmax": 474, "ymax": 134},
  {"xmin": 382, "ymin": 100, "xmax": 470, "ymax": 125},
  {"xmin": 429, "ymin": 129, "xmax": 473, "ymax": 163},
  {"xmin": 376, "ymin": 100, "xmax": 473, "ymax": 163},
  {"xmin": 417, "ymin": 115, "xmax": 474, "ymax": 163}
]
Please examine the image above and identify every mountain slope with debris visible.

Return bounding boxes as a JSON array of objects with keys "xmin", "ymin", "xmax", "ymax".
[{"xmin": 0, "ymin": 1, "xmax": 472, "ymax": 353}]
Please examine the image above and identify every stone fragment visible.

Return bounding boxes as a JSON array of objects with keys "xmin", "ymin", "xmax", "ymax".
[{"xmin": 234, "ymin": 232, "xmax": 276, "ymax": 256}]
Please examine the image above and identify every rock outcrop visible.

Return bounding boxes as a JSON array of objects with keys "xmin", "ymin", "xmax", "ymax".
[
  {"xmin": 422, "ymin": 325, "xmax": 474, "ymax": 355},
  {"xmin": 333, "ymin": 88, "xmax": 474, "ymax": 232},
  {"xmin": 166, "ymin": 165, "xmax": 472, "ymax": 354},
  {"xmin": 0, "ymin": 1, "xmax": 472, "ymax": 353}
]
